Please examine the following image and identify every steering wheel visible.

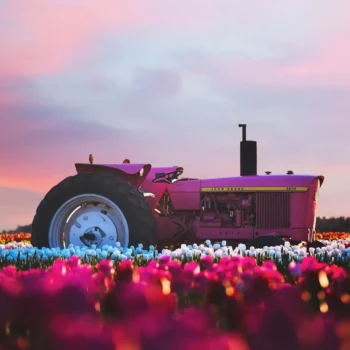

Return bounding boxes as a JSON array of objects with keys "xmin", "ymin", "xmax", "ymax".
[{"xmin": 152, "ymin": 168, "xmax": 183, "ymax": 183}]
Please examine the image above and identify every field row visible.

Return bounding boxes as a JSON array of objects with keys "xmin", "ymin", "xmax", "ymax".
[
  {"xmin": 1, "ymin": 231, "xmax": 349, "ymax": 245},
  {"xmin": 0, "ymin": 238, "xmax": 349, "ymax": 274},
  {"xmin": 0, "ymin": 233, "xmax": 349, "ymax": 349}
]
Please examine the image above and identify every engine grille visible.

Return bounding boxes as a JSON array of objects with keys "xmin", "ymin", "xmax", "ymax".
[{"xmin": 256, "ymin": 192, "xmax": 290, "ymax": 228}]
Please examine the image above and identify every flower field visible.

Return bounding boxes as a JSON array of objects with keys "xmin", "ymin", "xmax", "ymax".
[
  {"xmin": 316, "ymin": 232, "xmax": 350, "ymax": 241},
  {"xmin": 0, "ymin": 233, "xmax": 31, "ymax": 245},
  {"xmin": 0, "ymin": 233, "xmax": 349, "ymax": 349}
]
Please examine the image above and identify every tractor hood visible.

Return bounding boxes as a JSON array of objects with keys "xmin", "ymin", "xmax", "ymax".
[{"xmin": 200, "ymin": 174, "xmax": 325, "ymax": 191}]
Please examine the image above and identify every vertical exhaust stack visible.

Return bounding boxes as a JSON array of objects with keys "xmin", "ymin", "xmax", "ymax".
[{"xmin": 238, "ymin": 124, "xmax": 257, "ymax": 176}]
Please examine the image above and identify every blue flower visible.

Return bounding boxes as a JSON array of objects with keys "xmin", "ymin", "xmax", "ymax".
[
  {"xmin": 19, "ymin": 254, "xmax": 26, "ymax": 261},
  {"xmin": 9, "ymin": 250, "xmax": 18, "ymax": 258},
  {"xmin": 332, "ymin": 249, "xmax": 339, "ymax": 257},
  {"xmin": 1, "ymin": 250, "xmax": 9, "ymax": 257}
]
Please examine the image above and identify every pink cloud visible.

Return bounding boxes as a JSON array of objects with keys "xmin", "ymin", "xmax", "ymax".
[
  {"xmin": 0, "ymin": 0, "xmax": 153, "ymax": 76},
  {"xmin": 280, "ymin": 36, "xmax": 350, "ymax": 81},
  {"xmin": 0, "ymin": 85, "xmax": 141, "ymax": 193},
  {"xmin": 1, "ymin": 0, "xmax": 273, "ymax": 78},
  {"xmin": 179, "ymin": 36, "xmax": 350, "ymax": 90}
]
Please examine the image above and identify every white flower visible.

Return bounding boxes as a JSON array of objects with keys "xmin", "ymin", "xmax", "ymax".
[
  {"xmin": 214, "ymin": 249, "xmax": 223, "ymax": 258},
  {"xmin": 186, "ymin": 251, "xmax": 193, "ymax": 259},
  {"xmin": 192, "ymin": 249, "xmax": 200, "ymax": 257},
  {"xmin": 238, "ymin": 243, "xmax": 246, "ymax": 251}
]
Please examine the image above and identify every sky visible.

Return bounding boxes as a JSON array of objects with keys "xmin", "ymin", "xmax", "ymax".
[{"xmin": 0, "ymin": 0, "xmax": 349, "ymax": 230}]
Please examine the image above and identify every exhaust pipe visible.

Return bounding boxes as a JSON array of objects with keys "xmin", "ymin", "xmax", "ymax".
[{"xmin": 238, "ymin": 124, "xmax": 257, "ymax": 176}]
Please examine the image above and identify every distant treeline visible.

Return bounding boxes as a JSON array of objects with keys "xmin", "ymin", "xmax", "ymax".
[
  {"xmin": 316, "ymin": 216, "xmax": 350, "ymax": 233},
  {"xmin": 2, "ymin": 224, "xmax": 32, "ymax": 234},
  {"xmin": 2, "ymin": 217, "xmax": 350, "ymax": 234}
]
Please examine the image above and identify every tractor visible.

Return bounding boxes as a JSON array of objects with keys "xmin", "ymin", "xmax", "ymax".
[{"xmin": 31, "ymin": 125, "xmax": 325, "ymax": 249}]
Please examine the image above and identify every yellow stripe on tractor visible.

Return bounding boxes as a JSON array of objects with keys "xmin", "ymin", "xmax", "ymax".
[{"xmin": 200, "ymin": 186, "xmax": 309, "ymax": 192}]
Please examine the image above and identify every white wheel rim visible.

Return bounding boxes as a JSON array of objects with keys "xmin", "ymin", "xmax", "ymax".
[{"xmin": 48, "ymin": 194, "xmax": 129, "ymax": 249}]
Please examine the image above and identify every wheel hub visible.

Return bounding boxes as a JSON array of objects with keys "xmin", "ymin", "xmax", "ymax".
[
  {"xmin": 48, "ymin": 194, "xmax": 129, "ymax": 249},
  {"xmin": 81, "ymin": 226, "xmax": 105, "ymax": 246}
]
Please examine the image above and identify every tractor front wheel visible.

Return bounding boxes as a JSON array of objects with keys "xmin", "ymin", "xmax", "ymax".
[{"xmin": 31, "ymin": 172, "xmax": 157, "ymax": 249}]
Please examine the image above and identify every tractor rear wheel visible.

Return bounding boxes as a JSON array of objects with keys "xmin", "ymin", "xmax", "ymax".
[{"xmin": 31, "ymin": 172, "xmax": 157, "ymax": 249}]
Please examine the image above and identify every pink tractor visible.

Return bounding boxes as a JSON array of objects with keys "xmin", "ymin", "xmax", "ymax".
[{"xmin": 31, "ymin": 125, "xmax": 325, "ymax": 249}]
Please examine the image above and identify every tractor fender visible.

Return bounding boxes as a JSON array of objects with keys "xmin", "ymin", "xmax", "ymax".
[{"xmin": 75, "ymin": 163, "xmax": 152, "ymax": 190}]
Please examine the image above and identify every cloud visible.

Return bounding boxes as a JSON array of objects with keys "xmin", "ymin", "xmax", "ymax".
[
  {"xmin": 0, "ymin": 0, "xmax": 153, "ymax": 76},
  {"xmin": 0, "ymin": 79, "xmax": 147, "ymax": 192},
  {"xmin": 132, "ymin": 68, "xmax": 182, "ymax": 98},
  {"xmin": 3, "ymin": 0, "xmax": 350, "ymax": 78}
]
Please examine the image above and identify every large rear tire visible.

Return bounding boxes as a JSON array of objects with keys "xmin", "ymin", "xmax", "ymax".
[{"xmin": 31, "ymin": 172, "xmax": 157, "ymax": 249}]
